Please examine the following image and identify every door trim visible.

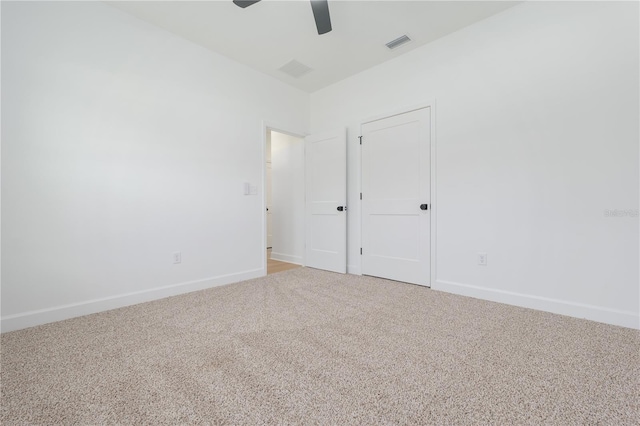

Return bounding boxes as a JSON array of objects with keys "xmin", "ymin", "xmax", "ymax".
[
  {"xmin": 358, "ymin": 100, "xmax": 437, "ymax": 287},
  {"xmin": 261, "ymin": 120, "xmax": 308, "ymax": 277}
]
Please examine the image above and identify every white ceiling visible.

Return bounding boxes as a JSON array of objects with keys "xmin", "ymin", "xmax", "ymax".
[{"xmin": 108, "ymin": 1, "xmax": 519, "ymax": 93}]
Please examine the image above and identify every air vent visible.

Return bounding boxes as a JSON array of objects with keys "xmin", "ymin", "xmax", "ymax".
[
  {"xmin": 278, "ymin": 60, "xmax": 313, "ymax": 78},
  {"xmin": 386, "ymin": 35, "xmax": 412, "ymax": 50}
]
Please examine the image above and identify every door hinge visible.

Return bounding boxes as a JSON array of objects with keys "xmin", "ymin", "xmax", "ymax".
[
  {"xmin": 360, "ymin": 248, "xmax": 363, "ymax": 255},
  {"xmin": 360, "ymin": 193, "xmax": 362, "ymax": 200},
  {"xmin": 358, "ymin": 136, "xmax": 363, "ymax": 145}
]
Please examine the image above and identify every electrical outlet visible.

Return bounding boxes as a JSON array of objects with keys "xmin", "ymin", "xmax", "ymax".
[
  {"xmin": 173, "ymin": 252, "xmax": 182, "ymax": 264},
  {"xmin": 478, "ymin": 252, "xmax": 487, "ymax": 266}
]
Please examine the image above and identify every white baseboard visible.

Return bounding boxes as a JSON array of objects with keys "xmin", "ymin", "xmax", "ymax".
[
  {"xmin": 1, "ymin": 268, "xmax": 265, "ymax": 333},
  {"xmin": 347, "ymin": 264, "xmax": 362, "ymax": 275},
  {"xmin": 269, "ymin": 252, "xmax": 303, "ymax": 265},
  {"xmin": 434, "ymin": 279, "xmax": 639, "ymax": 330}
]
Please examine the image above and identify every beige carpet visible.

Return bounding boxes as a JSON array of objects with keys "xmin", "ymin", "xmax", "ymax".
[{"xmin": 2, "ymin": 268, "xmax": 639, "ymax": 425}]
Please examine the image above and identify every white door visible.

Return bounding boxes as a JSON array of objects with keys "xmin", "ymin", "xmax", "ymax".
[
  {"xmin": 266, "ymin": 162, "xmax": 273, "ymax": 249},
  {"xmin": 361, "ymin": 108, "xmax": 431, "ymax": 286},
  {"xmin": 305, "ymin": 129, "xmax": 347, "ymax": 273}
]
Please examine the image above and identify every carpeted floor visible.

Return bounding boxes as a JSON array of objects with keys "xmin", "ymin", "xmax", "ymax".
[{"xmin": 2, "ymin": 268, "xmax": 639, "ymax": 425}]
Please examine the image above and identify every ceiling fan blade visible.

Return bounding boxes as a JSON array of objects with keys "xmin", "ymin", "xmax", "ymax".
[
  {"xmin": 310, "ymin": 0, "xmax": 332, "ymax": 35},
  {"xmin": 233, "ymin": 0, "xmax": 261, "ymax": 8}
]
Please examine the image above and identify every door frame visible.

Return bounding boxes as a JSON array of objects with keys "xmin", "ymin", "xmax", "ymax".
[
  {"xmin": 358, "ymin": 100, "xmax": 437, "ymax": 286},
  {"xmin": 260, "ymin": 120, "xmax": 308, "ymax": 277}
]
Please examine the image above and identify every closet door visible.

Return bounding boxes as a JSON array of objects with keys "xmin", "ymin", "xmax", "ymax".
[{"xmin": 361, "ymin": 108, "xmax": 431, "ymax": 286}]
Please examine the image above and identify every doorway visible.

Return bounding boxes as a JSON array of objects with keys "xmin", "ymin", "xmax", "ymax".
[
  {"xmin": 265, "ymin": 129, "xmax": 305, "ymax": 275},
  {"xmin": 360, "ymin": 107, "xmax": 433, "ymax": 286}
]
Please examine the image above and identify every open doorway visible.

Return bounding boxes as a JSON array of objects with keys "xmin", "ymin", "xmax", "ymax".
[{"xmin": 265, "ymin": 129, "xmax": 305, "ymax": 275}]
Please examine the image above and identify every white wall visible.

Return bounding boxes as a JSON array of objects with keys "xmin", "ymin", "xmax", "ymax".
[
  {"xmin": 311, "ymin": 1, "xmax": 639, "ymax": 328},
  {"xmin": 1, "ymin": 2, "xmax": 309, "ymax": 331},
  {"xmin": 270, "ymin": 131, "xmax": 305, "ymax": 265}
]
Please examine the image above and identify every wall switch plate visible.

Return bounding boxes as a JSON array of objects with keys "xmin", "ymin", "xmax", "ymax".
[
  {"xmin": 478, "ymin": 252, "xmax": 487, "ymax": 266},
  {"xmin": 243, "ymin": 182, "xmax": 250, "ymax": 195},
  {"xmin": 249, "ymin": 184, "xmax": 258, "ymax": 195},
  {"xmin": 173, "ymin": 252, "xmax": 182, "ymax": 264}
]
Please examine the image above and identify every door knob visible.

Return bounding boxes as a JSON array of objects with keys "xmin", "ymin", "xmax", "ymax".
[
  {"xmin": 420, "ymin": 204, "xmax": 429, "ymax": 210},
  {"xmin": 337, "ymin": 206, "xmax": 344, "ymax": 211}
]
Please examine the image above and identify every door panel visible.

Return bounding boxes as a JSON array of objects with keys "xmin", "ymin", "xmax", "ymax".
[
  {"xmin": 362, "ymin": 108, "xmax": 431, "ymax": 286},
  {"xmin": 266, "ymin": 162, "xmax": 273, "ymax": 248},
  {"xmin": 305, "ymin": 129, "xmax": 347, "ymax": 273}
]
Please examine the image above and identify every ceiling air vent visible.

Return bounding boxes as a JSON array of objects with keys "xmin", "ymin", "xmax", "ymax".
[
  {"xmin": 278, "ymin": 60, "xmax": 313, "ymax": 79},
  {"xmin": 386, "ymin": 35, "xmax": 412, "ymax": 50}
]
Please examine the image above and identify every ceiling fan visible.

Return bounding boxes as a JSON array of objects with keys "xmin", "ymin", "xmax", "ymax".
[{"xmin": 233, "ymin": 0, "xmax": 332, "ymax": 35}]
